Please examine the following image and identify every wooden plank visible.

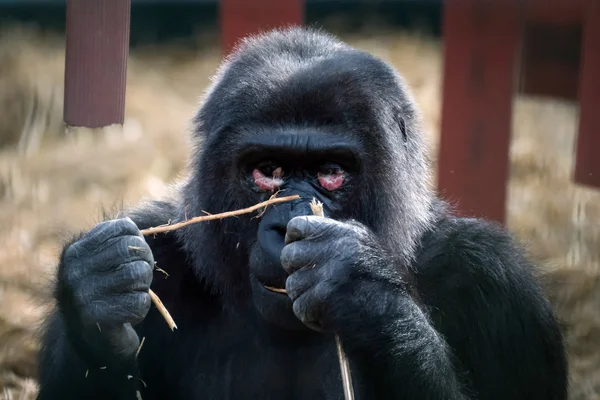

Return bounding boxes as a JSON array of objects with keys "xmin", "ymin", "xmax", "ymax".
[
  {"xmin": 220, "ymin": 0, "xmax": 304, "ymax": 57},
  {"xmin": 525, "ymin": 0, "xmax": 583, "ymax": 25},
  {"xmin": 519, "ymin": 23, "xmax": 581, "ymax": 101},
  {"xmin": 574, "ymin": 0, "xmax": 600, "ymax": 188},
  {"xmin": 63, "ymin": 0, "xmax": 131, "ymax": 128},
  {"xmin": 437, "ymin": 0, "xmax": 522, "ymax": 224}
]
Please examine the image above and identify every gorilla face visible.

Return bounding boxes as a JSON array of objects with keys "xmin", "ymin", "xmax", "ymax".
[
  {"xmin": 241, "ymin": 131, "xmax": 363, "ymax": 329},
  {"xmin": 178, "ymin": 28, "xmax": 433, "ymax": 329}
]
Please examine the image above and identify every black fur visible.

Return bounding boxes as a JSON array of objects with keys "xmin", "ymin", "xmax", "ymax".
[{"xmin": 37, "ymin": 27, "xmax": 568, "ymax": 399}]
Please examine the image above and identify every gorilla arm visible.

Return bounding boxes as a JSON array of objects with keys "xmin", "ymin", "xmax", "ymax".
[
  {"xmin": 37, "ymin": 218, "xmax": 154, "ymax": 400},
  {"xmin": 281, "ymin": 216, "xmax": 468, "ymax": 400}
]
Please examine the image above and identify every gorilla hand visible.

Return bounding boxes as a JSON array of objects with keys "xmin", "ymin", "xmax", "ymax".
[
  {"xmin": 56, "ymin": 217, "xmax": 154, "ymax": 366},
  {"xmin": 281, "ymin": 215, "xmax": 407, "ymax": 334}
]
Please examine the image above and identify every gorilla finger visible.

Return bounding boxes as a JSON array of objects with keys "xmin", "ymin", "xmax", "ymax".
[
  {"xmin": 285, "ymin": 215, "xmax": 341, "ymax": 245},
  {"xmin": 80, "ymin": 236, "xmax": 155, "ymax": 273},
  {"xmin": 285, "ymin": 216, "xmax": 323, "ymax": 244},
  {"xmin": 280, "ymin": 241, "xmax": 322, "ymax": 274},
  {"xmin": 113, "ymin": 235, "xmax": 154, "ymax": 266},
  {"xmin": 292, "ymin": 286, "xmax": 329, "ymax": 333},
  {"xmin": 285, "ymin": 267, "xmax": 318, "ymax": 302},
  {"xmin": 74, "ymin": 260, "xmax": 153, "ymax": 302},
  {"xmin": 67, "ymin": 218, "xmax": 141, "ymax": 258},
  {"xmin": 104, "ymin": 323, "xmax": 141, "ymax": 357},
  {"xmin": 102, "ymin": 260, "xmax": 154, "ymax": 294},
  {"xmin": 82, "ymin": 292, "xmax": 152, "ymax": 328}
]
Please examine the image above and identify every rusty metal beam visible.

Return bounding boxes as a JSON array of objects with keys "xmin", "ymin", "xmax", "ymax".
[{"xmin": 64, "ymin": 0, "xmax": 131, "ymax": 128}]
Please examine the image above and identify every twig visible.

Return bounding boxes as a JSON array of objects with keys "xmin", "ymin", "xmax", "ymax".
[
  {"xmin": 308, "ymin": 199, "xmax": 355, "ymax": 400},
  {"xmin": 140, "ymin": 194, "xmax": 300, "ymax": 236},
  {"xmin": 148, "ymin": 289, "xmax": 177, "ymax": 331},
  {"xmin": 136, "ymin": 336, "xmax": 146, "ymax": 359},
  {"xmin": 139, "ymin": 194, "xmax": 300, "ymax": 331}
]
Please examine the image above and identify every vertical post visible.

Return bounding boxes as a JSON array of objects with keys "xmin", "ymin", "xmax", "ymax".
[
  {"xmin": 437, "ymin": 0, "xmax": 522, "ymax": 224},
  {"xmin": 574, "ymin": 0, "xmax": 600, "ymax": 188},
  {"xmin": 64, "ymin": 0, "xmax": 131, "ymax": 128},
  {"xmin": 220, "ymin": 0, "xmax": 304, "ymax": 57}
]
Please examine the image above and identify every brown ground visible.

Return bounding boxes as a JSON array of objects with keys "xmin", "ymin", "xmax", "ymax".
[{"xmin": 0, "ymin": 23, "xmax": 599, "ymax": 400}]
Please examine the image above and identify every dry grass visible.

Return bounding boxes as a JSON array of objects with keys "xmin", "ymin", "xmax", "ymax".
[{"xmin": 0, "ymin": 23, "xmax": 598, "ymax": 400}]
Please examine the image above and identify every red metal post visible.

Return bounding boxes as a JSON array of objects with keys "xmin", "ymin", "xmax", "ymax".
[
  {"xmin": 437, "ymin": 0, "xmax": 522, "ymax": 224},
  {"xmin": 574, "ymin": 0, "xmax": 600, "ymax": 189},
  {"xmin": 519, "ymin": 23, "xmax": 581, "ymax": 101},
  {"xmin": 64, "ymin": 0, "xmax": 131, "ymax": 128},
  {"xmin": 220, "ymin": 0, "xmax": 304, "ymax": 57}
]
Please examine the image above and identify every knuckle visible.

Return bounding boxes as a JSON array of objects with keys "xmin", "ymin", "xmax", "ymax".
[
  {"xmin": 292, "ymin": 297, "xmax": 308, "ymax": 320},
  {"xmin": 81, "ymin": 299, "xmax": 111, "ymax": 327},
  {"xmin": 285, "ymin": 273, "xmax": 302, "ymax": 300},
  {"xmin": 125, "ymin": 236, "xmax": 154, "ymax": 264},
  {"xmin": 287, "ymin": 216, "xmax": 310, "ymax": 236},
  {"xmin": 81, "ymin": 220, "xmax": 119, "ymax": 247},
  {"xmin": 281, "ymin": 241, "xmax": 320, "ymax": 271},
  {"xmin": 63, "ymin": 241, "xmax": 82, "ymax": 262},
  {"xmin": 280, "ymin": 243, "xmax": 298, "ymax": 268},
  {"xmin": 129, "ymin": 293, "xmax": 151, "ymax": 324},
  {"xmin": 112, "ymin": 217, "xmax": 141, "ymax": 236},
  {"xmin": 128, "ymin": 260, "xmax": 153, "ymax": 287},
  {"xmin": 313, "ymin": 282, "xmax": 332, "ymax": 303}
]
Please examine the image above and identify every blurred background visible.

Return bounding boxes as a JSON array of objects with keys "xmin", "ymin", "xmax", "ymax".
[{"xmin": 0, "ymin": 0, "xmax": 599, "ymax": 399}]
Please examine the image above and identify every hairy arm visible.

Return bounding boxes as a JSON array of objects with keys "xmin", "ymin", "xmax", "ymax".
[
  {"xmin": 281, "ymin": 215, "xmax": 468, "ymax": 399},
  {"xmin": 37, "ymin": 311, "xmax": 142, "ymax": 400},
  {"xmin": 282, "ymin": 215, "xmax": 567, "ymax": 399},
  {"xmin": 412, "ymin": 218, "xmax": 568, "ymax": 400},
  {"xmin": 338, "ymin": 286, "xmax": 469, "ymax": 399},
  {"xmin": 36, "ymin": 218, "xmax": 154, "ymax": 400}
]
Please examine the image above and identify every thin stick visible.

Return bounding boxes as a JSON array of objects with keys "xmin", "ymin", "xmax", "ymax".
[
  {"xmin": 148, "ymin": 289, "xmax": 177, "ymax": 331},
  {"xmin": 140, "ymin": 194, "xmax": 300, "ymax": 330},
  {"xmin": 140, "ymin": 195, "xmax": 300, "ymax": 236},
  {"xmin": 335, "ymin": 335, "xmax": 355, "ymax": 400},
  {"xmin": 309, "ymin": 199, "xmax": 355, "ymax": 400}
]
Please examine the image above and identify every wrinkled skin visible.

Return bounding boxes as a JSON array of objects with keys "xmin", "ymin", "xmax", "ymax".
[
  {"xmin": 55, "ymin": 218, "xmax": 154, "ymax": 363},
  {"xmin": 37, "ymin": 27, "xmax": 568, "ymax": 400},
  {"xmin": 282, "ymin": 216, "xmax": 402, "ymax": 334}
]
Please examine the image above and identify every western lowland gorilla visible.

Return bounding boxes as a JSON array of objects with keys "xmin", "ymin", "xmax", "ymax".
[{"xmin": 36, "ymin": 27, "xmax": 568, "ymax": 400}]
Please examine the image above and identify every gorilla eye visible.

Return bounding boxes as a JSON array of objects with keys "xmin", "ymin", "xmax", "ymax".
[
  {"xmin": 317, "ymin": 164, "xmax": 345, "ymax": 191},
  {"xmin": 252, "ymin": 162, "xmax": 284, "ymax": 192}
]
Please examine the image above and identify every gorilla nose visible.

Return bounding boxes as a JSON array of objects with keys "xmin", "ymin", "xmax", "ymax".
[{"xmin": 253, "ymin": 198, "xmax": 318, "ymax": 287}]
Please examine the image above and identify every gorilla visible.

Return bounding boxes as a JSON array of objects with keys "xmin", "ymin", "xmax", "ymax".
[{"xmin": 37, "ymin": 28, "xmax": 568, "ymax": 399}]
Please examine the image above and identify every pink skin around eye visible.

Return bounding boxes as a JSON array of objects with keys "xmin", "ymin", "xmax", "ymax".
[
  {"xmin": 317, "ymin": 171, "xmax": 345, "ymax": 191},
  {"xmin": 253, "ymin": 168, "xmax": 284, "ymax": 192}
]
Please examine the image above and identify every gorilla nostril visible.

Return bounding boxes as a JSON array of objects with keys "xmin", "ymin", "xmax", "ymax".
[{"xmin": 273, "ymin": 224, "xmax": 287, "ymax": 238}]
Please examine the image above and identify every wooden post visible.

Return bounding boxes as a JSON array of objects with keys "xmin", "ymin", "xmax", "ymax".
[
  {"xmin": 220, "ymin": 0, "xmax": 304, "ymax": 57},
  {"xmin": 574, "ymin": 0, "xmax": 600, "ymax": 188},
  {"xmin": 64, "ymin": 0, "xmax": 131, "ymax": 128},
  {"xmin": 437, "ymin": 0, "xmax": 522, "ymax": 223}
]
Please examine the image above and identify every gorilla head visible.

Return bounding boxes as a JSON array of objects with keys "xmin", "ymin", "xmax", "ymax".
[{"xmin": 176, "ymin": 28, "xmax": 435, "ymax": 329}]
